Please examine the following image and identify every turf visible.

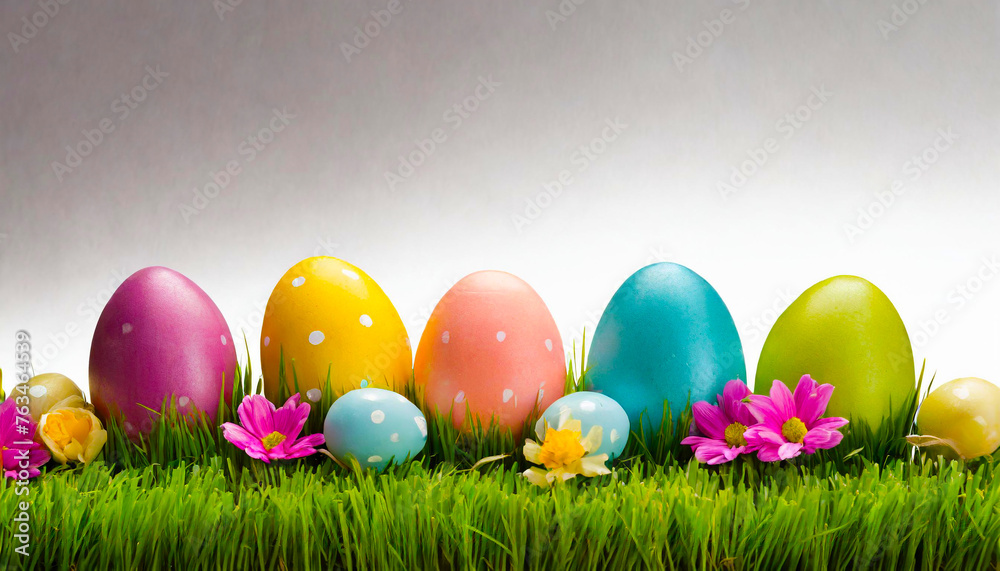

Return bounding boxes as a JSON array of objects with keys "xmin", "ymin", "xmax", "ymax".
[{"xmin": 3, "ymin": 351, "xmax": 998, "ymax": 570}]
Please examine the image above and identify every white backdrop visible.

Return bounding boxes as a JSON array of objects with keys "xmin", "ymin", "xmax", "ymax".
[{"xmin": 2, "ymin": 0, "xmax": 998, "ymax": 397}]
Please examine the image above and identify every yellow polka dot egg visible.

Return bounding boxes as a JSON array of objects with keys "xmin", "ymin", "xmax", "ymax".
[{"xmin": 261, "ymin": 257, "xmax": 412, "ymax": 401}]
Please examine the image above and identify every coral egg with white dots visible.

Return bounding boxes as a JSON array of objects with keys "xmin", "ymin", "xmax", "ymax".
[
  {"xmin": 260, "ymin": 257, "xmax": 411, "ymax": 401},
  {"xmin": 89, "ymin": 266, "xmax": 237, "ymax": 436},
  {"xmin": 413, "ymin": 270, "xmax": 565, "ymax": 434}
]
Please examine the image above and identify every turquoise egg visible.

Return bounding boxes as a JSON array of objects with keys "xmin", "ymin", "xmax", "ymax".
[
  {"xmin": 323, "ymin": 388, "xmax": 427, "ymax": 470},
  {"xmin": 536, "ymin": 392, "xmax": 630, "ymax": 462},
  {"xmin": 587, "ymin": 263, "xmax": 746, "ymax": 435}
]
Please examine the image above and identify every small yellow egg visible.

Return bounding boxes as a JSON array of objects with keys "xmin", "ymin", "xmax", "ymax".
[
  {"xmin": 916, "ymin": 377, "xmax": 1000, "ymax": 460},
  {"xmin": 25, "ymin": 373, "xmax": 85, "ymax": 421},
  {"xmin": 261, "ymin": 257, "xmax": 412, "ymax": 401}
]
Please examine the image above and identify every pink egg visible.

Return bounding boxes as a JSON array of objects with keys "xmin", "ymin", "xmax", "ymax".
[
  {"xmin": 414, "ymin": 271, "xmax": 565, "ymax": 434},
  {"xmin": 89, "ymin": 267, "xmax": 237, "ymax": 436}
]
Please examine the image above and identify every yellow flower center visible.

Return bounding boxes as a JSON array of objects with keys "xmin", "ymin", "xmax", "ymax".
[
  {"xmin": 724, "ymin": 422, "xmax": 748, "ymax": 447},
  {"xmin": 43, "ymin": 410, "xmax": 93, "ymax": 449},
  {"xmin": 261, "ymin": 431, "xmax": 287, "ymax": 451},
  {"xmin": 781, "ymin": 417, "xmax": 808, "ymax": 444},
  {"xmin": 537, "ymin": 428, "xmax": 585, "ymax": 469}
]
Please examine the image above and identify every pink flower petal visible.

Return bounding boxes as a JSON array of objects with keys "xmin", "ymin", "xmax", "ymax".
[
  {"xmin": 778, "ymin": 442, "xmax": 803, "ymax": 460},
  {"xmin": 222, "ymin": 423, "xmax": 260, "ymax": 450},
  {"xmin": 811, "ymin": 416, "xmax": 849, "ymax": 432},
  {"xmin": 745, "ymin": 395, "xmax": 784, "ymax": 427},
  {"xmin": 744, "ymin": 425, "xmax": 785, "ymax": 446},
  {"xmin": 693, "ymin": 442, "xmax": 738, "ymax": 465},
  {"xmin": 272, "ymin": 398, "xmax": 310, "ymax": 442},
  {"xmin": 803, "ymin": 428, "xmax": 844, "ymax": 452},
  {"xmin": 237, "ymin": 395, "xmax": 271, "ymax": 438},
  {"xmin": 795, "ymin": 379, "xmax": 835, "ymax": 426},
  {"xmin": 720, "ymin": 380, "xmax": 751, "ymax": 421},
  {"xmin": 769, "ymin": 380, "xmax": 797, "ymax": 420},
  {"xmin": 756, "ymin": 446, "xmax": 782, "ymax": 462},
  {"xmin": 692, "ymin": 401, "xmax": 729, "ymax": 439}
]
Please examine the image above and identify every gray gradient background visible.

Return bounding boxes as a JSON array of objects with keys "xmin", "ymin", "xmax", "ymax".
[{"xmin": 1, "ymin": 0, "xmax": 998, "ymax": 397}]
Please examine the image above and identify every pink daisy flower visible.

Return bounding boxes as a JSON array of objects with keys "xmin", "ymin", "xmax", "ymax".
[
  {"xmin": 1, "ymin": 399, "xmax": 51, "ymax": 479},
  {"xmin": 744, "ymin": 375, "xmax": 849, "ymax": 462},
  {"xmin": 681, "ymin": 380, "xmax": 758, "ymax": 465},
  {"xmin": 221, "ymin": 394, "xmax": 325, "ymax": 463}
]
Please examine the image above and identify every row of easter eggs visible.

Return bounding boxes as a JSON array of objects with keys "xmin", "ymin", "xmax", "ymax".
[{"xmin": 89, "ymin": 257, "xmax": 917, "ymax": 444}]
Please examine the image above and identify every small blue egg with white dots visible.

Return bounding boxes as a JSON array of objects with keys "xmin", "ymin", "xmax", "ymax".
[
  {"xmin": 536, "ymin": 391, "xmax": 630, "ymax": 463},
  {"xmin": 323, "ymin": 388, "xmax": 427, "ymax": 470}
]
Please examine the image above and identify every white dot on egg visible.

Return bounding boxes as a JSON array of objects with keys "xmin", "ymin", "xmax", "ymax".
[
  {"xmin": 954, "ymin": 387, "xmax": 970, "ymax": 400},
  {"xmin": 502, "ymin": 389, "xmax": 514, "ymax": 403},
  {"xmin": 292, "ymin": 276, "xmax": 305, "ymax": 287},
  {"xmin": 974, "ymin": 416, "xmax": 988, "ymax": 427},
  {"xmin": 28, "ymin": 385, "xmax": 47, "ymax": 398},
  {"xmin": 610, "ymin": 429, "xmax": 620, "ymax": 443},
  {"xmin": 306, "ymin": 389, "xmax": 322, "ymax": 402},
  {"xmin": 309, "ymin": 331, "xmax": 325, "ymax": 345},
  {"xmin": 371, "ymin": 410, "xmax": 385, "ymax": 424},
  {"xmin": 367, "ymin": 455, "xmax": 383, "ymax": 463},
  {"xmin": 221, "ymin": 335, "xmax": 227, "ymax": 345},
  {"xmin": 361, "ymin": 391, "xmax": 378, "ymax": 401},
  {"xmin": 545, "ymin": 339, "xmax": 553, "ymax": 351},
  {"xmin": 454, "ymin": 391, "xmax": 466, "ymax": 403},
  {"xmin": 122, "ymin": 323, "xmax": 133, "ymax": 335},
  {"xmin": 124, "ymin": 422, "xmax": 135, "ymax": 433},
  {"xmin": 496, "ymin": 331, "xmax": 506, "ymax": 342},
  {"xmin": 342, "ymin": 269, "xmax": 360, "ymax": 280},
  {"xmin": 360, "ymin": 314, "xmax": 373, "ymax": 328},
  {"xmin": 536, "ymin": 389, "xmax": 544, "ymax": 403},
  {"xmin": 441, "ymin": 331, "xmax": 450, "ymax": 344},
  {"xmin": 360, "ymin": 379, "xmax": 370, "ymax": 388},
  {"xmin": 264, "ymin": 336, "xmax": 270, "ymax": 347},
  {"xmin": 390, "ymin": 433, "xmax": 400, "ymax": 443},
  {"xmin": 404, "ymin": 337, "xmax": 411, "ymax": 348},
  {"xmin": 414, "ymin": 416, "xmax": 427, "ymax": 437},
  {"xmin": 580, "ymin": 400, "xmax": 596, "ymax": 412},
  {"xmin": 178, "ymin": 396, "xmax": 190, "ymax": 407}
]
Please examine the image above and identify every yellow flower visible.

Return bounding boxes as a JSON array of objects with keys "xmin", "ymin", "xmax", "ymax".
[
  {"xmin": 522, "ymin": 409, "xmax": 610, "ymax": 488},
  {"xmin": 38, "ymin": 400, "xmax": 108, "ymax": 465}
]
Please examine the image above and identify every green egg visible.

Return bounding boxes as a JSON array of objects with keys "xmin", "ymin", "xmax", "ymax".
[{"xmin": 755, "ymin": 276, "xmax": 916, "ymax": 428}]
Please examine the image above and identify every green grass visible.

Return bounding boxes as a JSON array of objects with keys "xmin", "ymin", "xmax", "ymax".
[
  {"xmin": 4, "ymin": 457, "xmax": 1000, "ymax": 570},
  {"xmin": 4, "ymin": 348, "xmax": 995, "ymax": 570}
]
